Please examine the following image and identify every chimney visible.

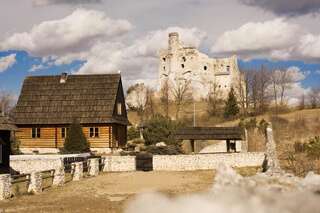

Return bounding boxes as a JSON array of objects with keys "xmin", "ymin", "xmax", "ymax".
[{"xmin": 60, "ymin": 72, "xmax": 68, "ymax": 84}]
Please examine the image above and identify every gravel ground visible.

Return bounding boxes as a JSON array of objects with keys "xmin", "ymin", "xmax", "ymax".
[{"xmin": 0, "ymin": 170, "xmax": 214, "ymax": 213}]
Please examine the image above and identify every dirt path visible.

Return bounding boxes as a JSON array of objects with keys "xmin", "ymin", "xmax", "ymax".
[{"xmin": 0, "ymin": 171, "xmax": 214, "ymax": 213}]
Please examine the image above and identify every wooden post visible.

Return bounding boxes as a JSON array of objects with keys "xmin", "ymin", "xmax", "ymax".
[
  {"xmin": 226, "ymin": 139, "xmax": 231, "ymax": 152},
  {"xmin": 0, "ymin": 130, "xmax": 11, "ymax": 174}
]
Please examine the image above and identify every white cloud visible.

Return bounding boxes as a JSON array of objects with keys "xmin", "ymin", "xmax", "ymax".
[
  {"xmin": 32, "ymin": 0, "xmax": 102, "ymax": 6},
  {"xmin": 0, "ymin": 9, "xmax": 132, "ymax": 58},
  {"xmin": 211, "ymin": 18, "xmax": 320, "ymax": 61},
  {"xmin": 0, "ymin": 8, "xmax": 206, "ymax": 89},
  {"xmin": 286, "ymin": 66, "xmax": 309, "ymax": 81},
  {"xmin": 239, "ymin": 0, "xmax": 320, "ymax": 17},
  {"xmin": 297, "ymin": 34, "xmax": 320, "ymax": 60},
  {"xmin": 211, "ymin": 19, "xmax": 301, "ymax": 58},
  {"xmin": 29, "ymin": 64, "xmax": 48, "ymax": 72},
  {"xmin": 0, "ymin": 54, "xmax": 16, "ymax": 72},
  {"xmin": 76, "ymin": 27, "xmax": 207, "ymax": 89},
  {"xmin": 286, "ymin": 82, "xmax": 310, "ymax": 105}
]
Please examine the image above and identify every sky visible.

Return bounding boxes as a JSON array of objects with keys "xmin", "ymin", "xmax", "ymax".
[{"xmin": 0, "ymin": 0, "xmax": 320, "ymax": 103}]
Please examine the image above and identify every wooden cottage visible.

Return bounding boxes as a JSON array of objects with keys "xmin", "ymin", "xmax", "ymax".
[{"xmin": 13, "ymin": 73, "xmax": 129, "ymax": 154}]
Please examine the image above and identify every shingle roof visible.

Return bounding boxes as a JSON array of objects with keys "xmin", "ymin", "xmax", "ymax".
[
  {"xmin": 174, "ymin": 127, "xmax": 244, "ymax": 140},
  {"xmin": 0, "ymin": 115, "xmax": 17, "ymax": 131},
  {"xmin": 13, "ymin": 73, "xmax": 128, "ymax": 125}
]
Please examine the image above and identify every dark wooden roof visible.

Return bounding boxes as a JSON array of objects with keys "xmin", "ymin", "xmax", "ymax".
[
  {"xmin": 13, "ymin": 73, "xmax": 129, "ymax": 125},
  {"xmin": 0, "ymin": 115, "xmax": 17, "ymax": 131},
  {"xmin": 174, "ymin": 127, "xmax": 244, "ymax": 140}
]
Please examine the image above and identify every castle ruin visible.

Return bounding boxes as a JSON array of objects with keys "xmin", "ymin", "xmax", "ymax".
[{"xmin": 159, "ymin": 32, "xmax": 241, "ymax": 100}]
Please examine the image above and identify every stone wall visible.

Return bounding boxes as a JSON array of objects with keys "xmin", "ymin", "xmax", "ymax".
[
  {"xmin": 103, "ymin": 156, "xmax": 136, "ymax": 172},
  {"xmin": 153, "ymin": 152, "xmax": 264, "ymax": 171},
  {"xmin": 10, "ymin": 154, "xmax": 90, "ymax": 174}
]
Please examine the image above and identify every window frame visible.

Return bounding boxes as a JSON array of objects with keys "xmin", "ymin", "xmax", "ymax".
[
  {"xmin": 32, "ymin": 128, "xmax": 41, "ymax": 139},
  {"xmin": 61, "ymin": 127, "xmax": 68, "ymax": 139},
  {"xmin": 89, "ymin": 127, "xmax": 99, "ymax": 138}
]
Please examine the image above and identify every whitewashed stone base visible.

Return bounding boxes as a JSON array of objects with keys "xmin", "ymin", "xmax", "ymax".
[
  {"xmin": 72, "ymin": 162, "xmax": 83, "ymax": 181},
  {"xmin": 28, "ymin": 172, "xmax": 42, "ymax": 194},
  {"xmin": 103, "ymin": 156, "xmax": 136, "ymax": 172},
  {"xmin": 53, "ymin": 166, "xmax": 65, "ymax": 186},
  {"xmin": 0, "ymin": 174, "xmax": 11, "ymax": 200},
  {"xmin": 153, "ymin": 152, "xmax": 265, "ymax": 171},
  {"xmin": 88, "ymin": 158, "xmax": 99, "ymax": 176},
  {"xmin": 199, "ymin": 141, "xmax": 242, "ymax": 153}
]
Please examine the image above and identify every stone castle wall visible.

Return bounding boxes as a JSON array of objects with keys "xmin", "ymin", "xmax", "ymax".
[{"xmin": 159, "ymin": 32, "xmax": 241, "ymax": 100}]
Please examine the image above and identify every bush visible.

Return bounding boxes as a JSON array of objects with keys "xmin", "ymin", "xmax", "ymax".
[
  {"xmin": 224, "ymin": 87, "xmax": 239, "ymax": 119},
  {"xmin": 142, "ymin": 114, "xmax": 185, "ymax": 146},
  {"xmin": 239, "ymin": 117, "xmax": 257, "ymax": 130},
  {"xmin": 305, "ymin": 136, "xmax": 320, "ymax": 160},
  {"xmin": 145, "ymin": 145, "xmax": 183, "ymax": 155},
  {"xmin": 63, "ymin": 119, "xmax": 90, "ymax": 153},
  {"xmin": 128, "ymin": 126, "xmax": 140, "ymax": 140}
]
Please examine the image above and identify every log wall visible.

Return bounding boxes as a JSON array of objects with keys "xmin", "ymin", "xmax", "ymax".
[{"xmin": 17, "ymin": 126, "xmax": 114, "ymax": 149}]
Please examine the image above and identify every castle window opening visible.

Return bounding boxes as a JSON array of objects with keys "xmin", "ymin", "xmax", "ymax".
[
  {"xmin": 181, "ymin": 64, "xmax": 185, "ymax": 68},
  {"xmin": 163, "ymin": 66, "xmax": 166, "ymax": 70},
  {"xmin": 162, "ymin": 57, "xmax": 166, "ymax": 62},
  {"xmin": 226, "ymin": 65, "xmax": 230, "ymax": 71},
  {"xmin": 204, "ymin": 66, "xmax": 207, "ymax": 70},
  {"xmin": 182, "ymin": 57, "xmax": 186, "ymax": 62}
]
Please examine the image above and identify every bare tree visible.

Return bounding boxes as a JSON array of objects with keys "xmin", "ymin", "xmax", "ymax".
[
  {"xmin": 308, "ymin": 87, "xmax": 320, "ymax": 109},
  {"xmin": 235, "ymin": 70, "xmax": 248, "ymax": 116},
  {"xmin": 207, "ymin": 82, "xmax": 223, "ymax": 116},
  {"xmin": 0, "ymin": 90, "xmax": 15, "ymax": 116},
  {"xmin": 298, "ymin": 93, "xmax": 305, "ymax": 110},
  {"xmin": 246, "ymin": 66, "xmax": 271, "ymax": 115},
  {"xmin": 278, "ymin": 69, "xmax": 295, "ymax": 105},
  {"xmin": 171, "ymin": 80, "xmax": 192, "ymax": 120},
  {"xmin": 160, "ymin": 79, "xmax": 170, "ymax": 118},
  {"xmin": 126, "ymin": 83, "xmax": 148, "ymax": 123},
  {"xmin": 256, "ymin": 65, "xmax": 271, "ymax": 113},
  {"xmin": 144, "ymin": 88, "xmax": 155, "ymax": 119},
  {"xmin": 270, "ymin": 69, "xmax": 280, "ymax": 111}
]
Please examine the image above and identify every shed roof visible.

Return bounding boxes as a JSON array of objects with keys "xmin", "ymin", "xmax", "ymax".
[
  {"xmin": 0, "ymin": 115, "xmax": 17, "ymax": 131},
  {"xmin": 174, "ymin": 127, "xmax": 244, "ymax": 140},
  {"xmin": 13, "ymin": 73, "xmax": 129, "ymax": 125}
]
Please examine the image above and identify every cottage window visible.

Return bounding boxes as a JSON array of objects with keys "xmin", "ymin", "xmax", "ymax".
[
  {"xmin": 61, "ymin": 128, "xmax": 68, "ymax": 138},
  {"xmin": 117, "ymin": 103, "xmax": 122, "ymax": 115},
  {"xmin": 32, "ymin": 128, "xmax": 41, "ymax": 138},
  {"xmin": 90, "ymin": 127, "xmax": 99, "ymax": 138}
]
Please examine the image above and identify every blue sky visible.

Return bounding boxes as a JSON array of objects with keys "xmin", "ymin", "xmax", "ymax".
[{"xmin": 0, "ymin": 0, "xmax": 320, "ymax": 98}]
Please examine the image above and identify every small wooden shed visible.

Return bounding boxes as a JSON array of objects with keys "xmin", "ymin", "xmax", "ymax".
[
  {"xmin": 174, "ymin": 127, "xmax": 245, "ymax": 153},
  {"xmin": 0, "ymin": 115, "xmax": 17, "ymax": 174}
]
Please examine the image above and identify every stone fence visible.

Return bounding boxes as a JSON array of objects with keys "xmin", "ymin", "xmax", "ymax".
[
  {"xmin": 0, "ymin": 152, "xmax": 265, "ymax": 200},
  {"xmin": 10, "ymin": 154, "xmax": 90, "ymax": 174},
  {"xmin": 153, "ymin": 152, "xmax": 265, "ymax": 171}
]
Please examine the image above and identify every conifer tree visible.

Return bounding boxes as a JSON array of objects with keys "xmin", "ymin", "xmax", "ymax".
[
  {"xmin": 224, "ymin": 87, "xmax": 240, "ymax": 119},
  {"xmin": 63, "ymin": 119, "xmax": 89, "ymax": 153}
]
